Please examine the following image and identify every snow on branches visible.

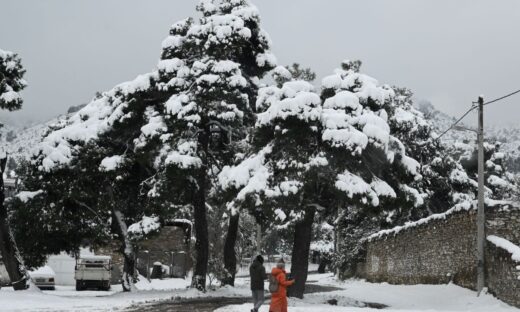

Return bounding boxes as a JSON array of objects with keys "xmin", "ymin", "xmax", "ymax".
[
  {"xmin": 35, "ymin": 73, "xmax": 156, "ymax": 172},
  {"xmin": 0, "ymin": 49, "xmax": 26, "ymax": 111},
  {"xmin": 128, "ymin": 216, "xmax": 161, "ymax": 240},
  {"xmin": 321, "ymin": 60, "xmax": 423, "ymax": 210}
]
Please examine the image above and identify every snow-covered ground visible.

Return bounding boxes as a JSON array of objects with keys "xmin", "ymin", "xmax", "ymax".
[
  {"xmin": 0, "ymin": 275, "xmax": 254, "ymax": 312},
  {"xmin": 0, "ymin": 273, "xmax": 518, "ymax": 311},
  {"xmin": 217, "ymin": 273, "xmax": 519, "ymax": 312}
]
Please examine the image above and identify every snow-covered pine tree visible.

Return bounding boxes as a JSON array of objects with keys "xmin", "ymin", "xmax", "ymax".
[
  {"xmin": 14, "ymin": 0, "xmax": 275, "ymax": 292},
  {"xmin": 150, "ymin": 0, "xmax": 275, "ymax": 290},
  {"xmin": 14, "ymin": 72, "xmax": 165, "ymax": 291},
  {"xmin": 458, "ymin": 141, "xmax": 516, "ymax": 201},
  {"xmin": 311, "ymin": 219, "xmax": 334, "ymax": 273},
  {"xmin": 320, "ymin": 60, "xmax": 425, "ymax": 278},
  {"xmin": 0, "ymin": 49, "xmax": 26, "ymax": 111},
  {"xmin": 485, "ymin": 143, "xmax": 516, "ymax": 199},
  {"xmin": 388, "ymin": 87, "xmax": 474, "ymax": 221},
  {"xmin": 0, "ymin": 48, "xmax": 30, "ymax": 290},
  {"xmin": 220, "ymin": 65, "xmax": 327, "ymax": 298},
  {"xmin": 10, "ymin": 156, "xmax": 110, "ymax": 269}
]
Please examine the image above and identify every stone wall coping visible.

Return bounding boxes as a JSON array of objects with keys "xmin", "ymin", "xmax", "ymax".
[
  {"xmin": 365, "ymin": 199, "xmax": 518, "ymax": 242},
  {"xmin": 487, "ymin": 235, "xmax": 520, "ymax": 262}
]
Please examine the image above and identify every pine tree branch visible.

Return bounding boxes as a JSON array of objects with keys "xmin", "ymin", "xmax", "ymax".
[{"xmin": 73, "ymin": 199, "xmax": 109, "ymax": 227}]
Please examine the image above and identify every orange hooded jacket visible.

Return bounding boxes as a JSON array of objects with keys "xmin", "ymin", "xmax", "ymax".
[{"xmin": 269, "ymin": 267, "xmax": 294, "ymax": 312}]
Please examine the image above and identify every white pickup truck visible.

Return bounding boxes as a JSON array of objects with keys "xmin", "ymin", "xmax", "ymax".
[{"xmin": 74, "ymin": 255, "xmax": 111, "ymax": 291}]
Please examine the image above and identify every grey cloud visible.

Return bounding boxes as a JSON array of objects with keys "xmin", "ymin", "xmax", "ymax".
[{"xmin": 1, "ymin": 0, "xmax": 519, "ymax": 126}]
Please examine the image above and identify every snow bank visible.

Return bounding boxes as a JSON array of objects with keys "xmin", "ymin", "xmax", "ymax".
[{"xmin": 134, "ymin": 276, "xmax": 190, "ymax": 291}]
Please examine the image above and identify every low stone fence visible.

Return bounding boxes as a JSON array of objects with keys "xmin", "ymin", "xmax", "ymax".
[
  {"xmin": 357, "ymin": 203, "xmax": 520, "ymax": 308},
  {"xmin": 486, "ymin": 235, "xmax": 520, "ymax": 307}
]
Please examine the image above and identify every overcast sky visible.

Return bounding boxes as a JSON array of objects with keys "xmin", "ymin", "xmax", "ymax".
[{"xmin": 1, "ymin": 0, "xmax": 519, "ymax": 126}]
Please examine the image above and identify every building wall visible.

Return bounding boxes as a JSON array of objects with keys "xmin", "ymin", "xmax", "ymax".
[
  {"xmin": 1, "ymin": 224, "xmax": 191, "ymax": 287},
  {"xmin": 136, "ymin": 224, "xmax": 191, "ymax": 278},
  {"xmin": 358, "ymin": 206, "xmax": 520, "ymax": 308},
  {"xmin": 95, "ymin": 223, "xmax": 191, "ymax": 281},
  {"xmin": 46, "ymin": 253, "xmax": 77, "ymax": 286}
]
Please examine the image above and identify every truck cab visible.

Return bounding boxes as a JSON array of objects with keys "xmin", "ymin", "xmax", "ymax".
[{"xmin": 74, "ymin": 255, "xmax": 111, "ymax": 291}]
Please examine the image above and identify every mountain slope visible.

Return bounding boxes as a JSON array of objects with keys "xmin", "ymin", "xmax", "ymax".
[{"xmin": 417, "ymin": 101, "xmax": 520, "ymax": 172}]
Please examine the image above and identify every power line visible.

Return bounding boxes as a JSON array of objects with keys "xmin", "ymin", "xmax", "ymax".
[
  {"xmin": 436, "ymin": 87, "xmax": 520, "ymax": 140},
  {"xmin": 483, "ymin": 88, "xmax": 520, "ymax": 106},
  {"xmin": 436, "ymin": 105, "xmax": 477, "ymax": 140}
]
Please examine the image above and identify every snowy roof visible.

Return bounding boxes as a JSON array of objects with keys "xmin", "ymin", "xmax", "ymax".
[
  {"xmin": 170, "ymin": 218, "xmax": 193, "ymax": 226},
  {"xmin": 79, "ymin": 255, "xmax": 111, "ymax": 261},
  {"xmin": 366, "ymin": 199, "xmax": 519, "ymax": 242}
]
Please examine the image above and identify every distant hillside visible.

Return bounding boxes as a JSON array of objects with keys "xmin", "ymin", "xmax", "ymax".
[
  {"xmin": 0, "ymin": 115, "xmax": 68, "ymax": 175},
  {"xmin": 2, "ymin": 101, "xmax": 520, "ymax": 175},
  {"xmin": 417, "ymin": 101, "xmax": 520, "ymax": 172}
]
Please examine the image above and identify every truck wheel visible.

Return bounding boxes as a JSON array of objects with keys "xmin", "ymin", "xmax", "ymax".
[{"xmin": 75, "ymin": 281, "xmax": 83, "ymax": 291}]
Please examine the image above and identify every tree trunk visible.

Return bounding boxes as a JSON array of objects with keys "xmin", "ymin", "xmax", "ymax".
[
  {"xmin": 107, "ymin": 185, "xmax": 136, "ymax": 292},
  {"xmin": 288, "ymin": 205, "xmax": 316, "ymax": 299},
  {"xmin": 191, "ymin": 170, "xmax": 209, "ymax": 291},
  {"xmin": 113, "ymin": 209, "xmax": 137, "ymax": 292},
  {"xmin": 0, "ymin": 157, "xmax": 29, "ymax": 290},
  {"xmin": 317, "ymin": 253, "xmax": 330, "ymax": 274},
  {"xmin": 255, "ymin": 223, "xmax": 262, "ymax": 255},
  {"xmin": 222, "ymin": 212, "xmax": 240, "ymax": 286}
]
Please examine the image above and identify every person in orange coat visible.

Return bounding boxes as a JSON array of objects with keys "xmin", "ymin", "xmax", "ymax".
[{"xmin": 269, "ymin": 259, "xmax": 294, "ymax": 312}]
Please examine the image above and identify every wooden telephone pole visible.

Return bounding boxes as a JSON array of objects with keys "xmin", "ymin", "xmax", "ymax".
[{"xmin": 476, "ymin": 96, "xmax": 485, "ymax": 294}]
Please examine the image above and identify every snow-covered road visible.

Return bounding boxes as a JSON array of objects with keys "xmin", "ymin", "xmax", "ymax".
[
  {"xmin": 0, "ymin": 273, "xmax": 518, "ymax": 311},
  {"xmin": 217, "ymin": 274, "xmax": 519, "ymax": 312}
]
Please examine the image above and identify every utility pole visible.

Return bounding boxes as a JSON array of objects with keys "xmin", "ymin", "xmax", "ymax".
[{"xmin": 476, "ymin": 96, "xmax": 485, "ymax": 295}]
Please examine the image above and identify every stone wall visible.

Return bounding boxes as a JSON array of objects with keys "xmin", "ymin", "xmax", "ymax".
[
  {"xmin": 136, "ymin": 223, "xmax": 191, "ymax": 278},
  {"xmin": 486, "ymin": 241, "xmax": 520, "ymax": 307},
  {"xmin": 96, "ymin": 221, "xmax": 191, "ymax": 282},
  {"xmin": 358, "ymin": 205, "xmax": 520, "ymax": 307}
]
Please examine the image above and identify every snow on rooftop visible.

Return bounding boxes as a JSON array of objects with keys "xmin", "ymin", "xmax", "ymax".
[
  {"xmin": 80, "ymin": 255, "xmax": 111, "ymax": 261},
  {"xmin": 171, "ymin": 218, "xmax": 193, "ymax": 226},
  {"xmin": 29, "ymin": 265, "xmax": 55, "ymax": 277}
]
